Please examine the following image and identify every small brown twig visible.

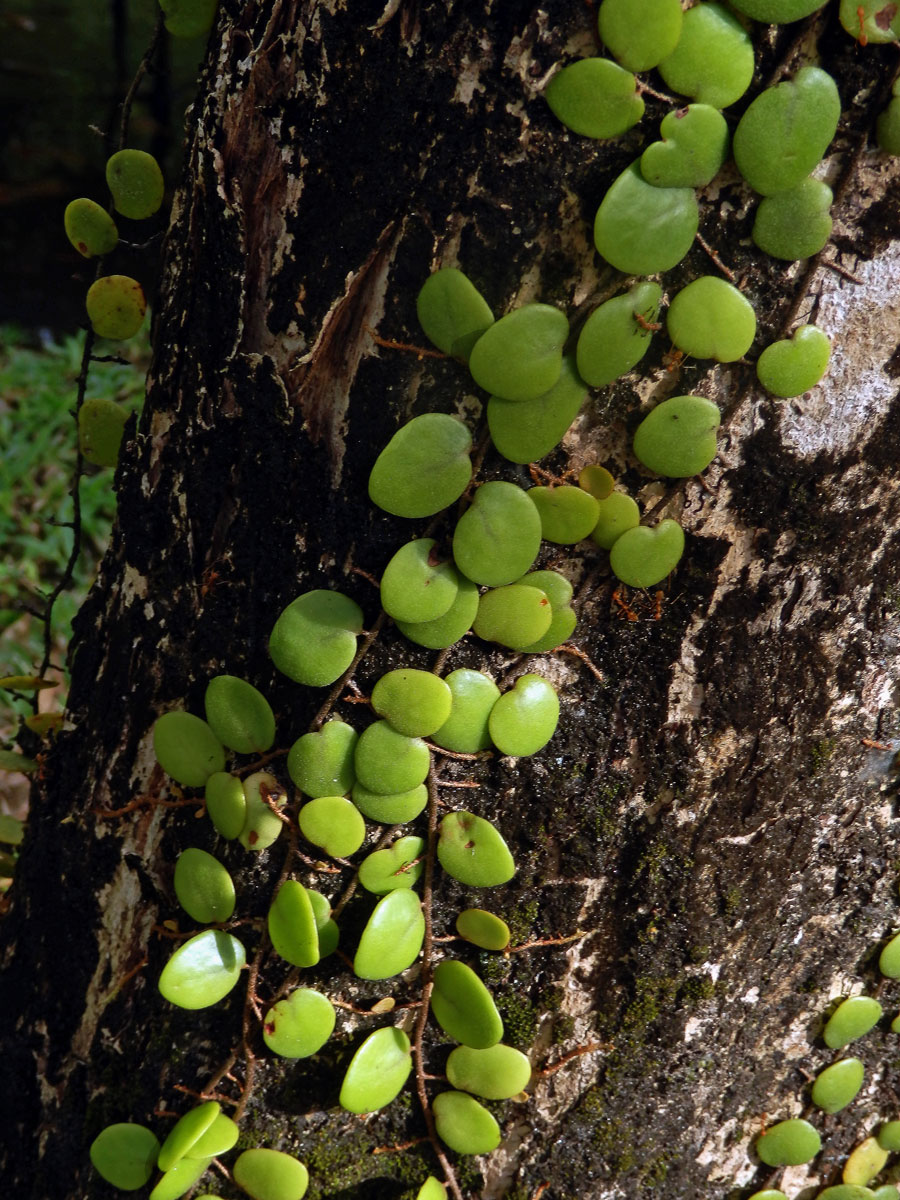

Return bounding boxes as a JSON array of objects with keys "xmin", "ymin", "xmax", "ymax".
[
  {"xmin": 365, "ymin": 325, "xmax": 447, "ymax": 359},
  {"xmin": 695, "ymin": 232, "xmax": 737, "ymax": 283},
  {"xmin": 539, "ymin": 1042, "xmax": 611, "ymax": 1077}
]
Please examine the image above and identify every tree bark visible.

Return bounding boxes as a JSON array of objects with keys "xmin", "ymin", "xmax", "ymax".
[{"xmin": 2, "ymin": 3, "xmax": 900, "ymax": 1199}]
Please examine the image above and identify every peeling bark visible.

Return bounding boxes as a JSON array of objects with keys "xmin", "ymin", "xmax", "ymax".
[{"xmin": 2, "ymin": 3, "xmax": 900, "ymax": 1199}]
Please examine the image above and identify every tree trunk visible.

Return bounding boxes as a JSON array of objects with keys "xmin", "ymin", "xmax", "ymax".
[{"xmin": 3, "ymin": 3, "xmax": 900, "ymax": 1198}]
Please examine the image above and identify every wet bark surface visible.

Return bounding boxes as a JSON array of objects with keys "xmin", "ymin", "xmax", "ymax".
[{"xmin": 2, "ymin": 3, "xmax": 900, "ymax": 1198}]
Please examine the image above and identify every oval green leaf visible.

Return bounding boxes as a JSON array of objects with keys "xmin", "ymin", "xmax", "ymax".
[
  {"xmin": 433, "ymin": 1091, "xmax": 501, "ymax": 1155},
  {"xmin": 369, "ymin": 413, "xmax": 472, "ymax": 518},
  {"xmin": 153, "ymin": 711, "xmax": 225, "ymax": 788},
  {"xmin": 232, "ymin": 1148, "xmax": 309, "ymax": 1200},
  {"xmin": 339, "ymin": 1027, "xmax": 413, "ymax": 1113},
  {"xmin": 90, "ymin": 1123, "xmax": 161, "ymax": 1190},
  {"xmin": 488, "ymin": 674, "xmax": 559, "ymax": 758},
  {"xmin": 438, "ymin": 811, "xmax": 515, "ymax": 887},
  {"xmin": 633, "ymin": 395, "xmax": 720, "ymax": 477},
  {"xmin": 173, "ymin": 848, "xmax": 236, "ymax": 924},
  {"xmin": 269, "ymin": 590, "xmax": 363, "ymax": 686},
  {"xmin": 446, "ymin": 1043, "xmax": 531, "ymax": 1099},
  {"xmin": 204, "ymin": 675, "xmax": 275, "ymax": 755},
  {"xmin": 468, "ymin": 304, "xmax": 569, "ymax": 402},
  {"xmin": 453, "ymin": 481, "xmax": 542, "ymax": 586},
  {"xmin": 158, "ymin": 930, "xmax": 245, "ymax": 1010},
  {"xmin": 593, "ymin": 162, "xmax": 698, "ymax": 276},
  {"xmin": 263, "ymin": 988, "xmax": 336, "ymax": 1059},
  {"xmin": 353, "ymin": 888, "xmax": 425, "ymax": 979},
  {"xmin": 287, "ymin": 720, "xmax": 357, "ymax": 799}
]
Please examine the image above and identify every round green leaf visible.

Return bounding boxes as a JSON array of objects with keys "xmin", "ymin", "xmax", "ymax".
[
  {"xmin": 269, "ymin": 590, "xmax": 363, "ymax": 687},
  {"xmin": 86, "ymin": 274, "xmax": 147, "ymax": 340},
  {"xmin": 153, "ymin": 711, "xmax": 225, "ymax": 788},
  {"xmin": 158, "ymin": 1101, "xmax": 219, "ymax": 1172},
  {"xmin": 640, "ymin": 104, "xmax": 730, "ymax": 189},
  {"xmin": 298, "ymin": 795, "xmax": 366, "ymax": 858},
  {"xmin": 354, "ymin": 888, "xmax": 425, "ymax": 979},
  {"xmin": 78, "ymin": 397, "xmax": 128, "ymax": 467},
  {"xmin": 432, "ymin": 669, "xmax": 501, "ymax": 754},
  {"xmin": 395, "ymin": 573, "xmax": 479, "ymax": 649},
  {"xmin": 757, "ymin": 325, "xmax": 830, "ymax": 397},
  {"xmin": 358, "ymin": 835, "xmax": 426, "ymax": 893},
  {"xmin": 818, "ymin": 1188, "xmax": 880, "ymax": 1200},
  {"xmin": 657, "ymin": 3, "xmax": 754, "ymax": 109},
  {"xmin": 159, "ymin": 0, "xmax": 219, "ymax": 38},
  {"xmin": 473, "ymin": 585, "xmax": 553, "ymax": 651},
  {"xmin": 609, "ymin": 520, "xmax": 685, "ymax": 588},
  {"xmin": 268, "ymin": 880, "xmax": 319, "ymax": 968},
  {"xmin": 369, "ymin": 413, "xmax": 472, "ymax": 518},
  {"xmin": 173, "ymin": 848, "xmax": 235, "ymax": 924},
  {"xmin": 185, "ymin": 1113, "xmax": 238, "ymax": 1159},
  {"xmin": 90, "ymin": 1123, "xmax": 160, "ymax": 1190},
  {"xmin": 488, "ymin": 674, "xmax": 559, "ymax": 757},
  {"xmin": 431, "ymin": 960, "xmax": 503, "ymax": 1048},
  {"xmin": 239, "ymin": 771, "xmax": 287, "ymax": 851},
  {"xmin": 468, "ymin": 304, "xmax": 569, "ymax": 402},
  {"xmin": 372, "ymin": 669, "xmax": 453, "ymax": 737},
  {"xmin": 339, "ymin": 1027, "xmax": 413, "ymax": 1114},
  {"xmin": 263, "ymin": 988, "xmax": 336, "ymax": 1059},
  {"xmin": 545, "ymin": 58, "xmax": 644, "ymax": 139},
  {"xmin": 823, "ymin": 995, "xmax": 882, "ymax": 1048},
  {"xmin": 516, "ymin": 569, "xmax": 573, "ymax": 609},
  {"xmin": 593, "ymin": 163, "xmax": 699, "ymax": 276},
  {"xmin": 447, "ymin": 1043, "xmax": 531, "ymax": 1099},
  {"xmin": 633, "ymin": 395, "xmax": 720, "ymax": 477},
  {"xmin": 733, "ymin": 66, "xmax": 841, "ymax": 196},
  {"xmin": 437, "ymin": 811, "xmax": 515, "ymax": 887},
  {"xmin": 149, "ymin": 1156, "xmax": 212, "ymax": 1200},
  {"xmin": 354, "ymin": 720, "xmax": 430, "ymax": 794},
  {"xmin": 752, "ymin": 178, "xmax": 833, "ymax": 260},
  {"xmin": 576, "ymin": 283, "xmax": 661, "ymax": 388},
  {"xmin": 204, "ymin": 675, "xmax": 275, "ymax": 755},
  {"xmin": 204, "ymin": 772, "xmax": 246, "ymax": 840},
  {"xmin": 433, "ymin": 1091, "xmax": 501, "ymax": 1155},
  {"xmin": 487, "ymin": 354, "xmax": 586, "ymax": 465},
  {"xmin": 527, "ymin": 485, "xmax": 600, "ymax": 544},
  {"xmin": 64, "ymin": 197, "xmax": 118, "ymax": 258},
  {"xmin": 598, "ymin": 0, "xmax": 683, "ymax": 71},
  {"xmin": 106, "ymin": 149, "xmax": 164, "ymax": 219},
  {"xmin": 453, "ymin": 481, "xmax": 542, "ymax": 586},
  {"xmin": 416, "ymin": 267, "xmax": 494, "ymax": 360},
  {"xmin": 757, "ymin": 1118, "xmax": 822, "ymax": 1166},
  {"xmin": 516, "ymin": 604, "xmax": 577, "ymax": 654},
  {"xmin": 351, "ymin": 782, "xmax": 428, "ymax": 823},
  {"xmin": 380, "ymin": 539, "xmax": 460, "ymax": 624},
  {"xmin": 456, "ymin": 908, "xmax": 511, "ymax": 951},
  {"xmin": 287, "ymin": 720, "xmax": 357, "ymax": 799},
  {"xmin": 158, "ymin": 930, "xmax": 245, "ymax": 1009},
  {"xmin": 590, "ymin": 492, "xmax": 640, "ymax": 550},
  {"xmin": 811, "ymin": 1057, "xmax": 864, "ymax": 1114},
  {"xmin": 233, "ymin": 1148, "xmax": 309, "ymax": 1200},
  {"xmin": 579, "ymin": 465, "xmax": 615, "ymax": 501},
  {"xmin": 747, "ymin": 1192, "xmax": 789, "ymax": 1200},
  {"xmin": 667, "ymin": 277, "xmax": 756, "ymax": 362}
]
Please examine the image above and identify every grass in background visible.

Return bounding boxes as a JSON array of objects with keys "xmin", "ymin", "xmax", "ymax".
[{"xmin": 0, "ymin": 324, "xmax": 148, "ymax": 737}]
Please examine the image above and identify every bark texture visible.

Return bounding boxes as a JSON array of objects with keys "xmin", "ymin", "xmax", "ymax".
[{"xmin": 2, "ymin": 3, "xmax": 900, "ymax": 1199}]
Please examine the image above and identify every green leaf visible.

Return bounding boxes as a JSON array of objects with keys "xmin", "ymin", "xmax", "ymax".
[
  {"xmin": 232, "ymin": 1148, "xmax": 309, "ymax": 1200},
  {"xmin": 106, "ymin": 149, "xmax": 164, "ymax": 219},
  {"xmin": 86, "ymin": 275, "xmax": 147, "ymax": 341},
  {"xmin": 268, "ymin": 880, "xmax": 320, "ymax": 968},
  {"xmin": 238, "ymin": 771, "xmax": 287, "ymax": 851},
  {"xmin": 432, "ymin": 1091, "xmax": 501, "ymax": 1154},
  {"xmin": 204, "ymin": 772, "xmax": 246, "ymax": 840},
  {"xmin": 158, "ymin": 930, "xmax": 246, "ymax": 1009},
  {"xmin": 354, "ymin": 720, "xmax": 430, "ymax": 795},
  {"xmin": 380, "ymin": 539, "xmax": 460, "ymax": 624},
  {"xmin": 263, "ymin": 988, "xmax": 336, "ymax": 1059},
  {"xmin": 488, "ymin": 674, "xmax": 560, "ymax": 757},
  {"xmin": 153, "ymin": 711, "xmax": 225, "ymax": 788},
  {"xmin": 666, "ymin": 277, "xmax": 756, "ymax": 362},
  {"xmin": 810, "ymin": 1058, "xmax": 864, "ymax": 1114},
  {"xmin": 89, "ymin": 1123, "xmax": 161, "ymax": 1190},
  {"xmin": 756, "ymin": 1118, "xmax": 822, "ymax": 1166},
  {"xmin": 751, "ymin": 178, "xmax": 833, "ymax": 260},
  {"xmin": 287, "ymin": 720, "xmax": 358, "ymax": 799},
  {"xmin": 593, "ymin": 163, "xmax": 698, "ymax": 275},
  {"xmin": 339, "ymin": 1027, "xmax": 413, "ymax": 1113},
  {"xmin": 633, "ymin": 395, "xmax": 721, "ymax": 477},
  {"xmin": 371, "ymin": 669, "xmax": 453, "ymax": 737},
  {"xmin": 487, "ymin": 354, "xmax": 586, "ymax": 465},
  {"xmin": 149, "ymin": 1155, "xmax": 212, "ymax": 1200},
  {"xmin": 173, "ymin": 848, "xmax": 236, "ymax": 923},
  {"xmin": 545, "ymin": 58, "xmax": 644, "ymax": 139},
  {"xmin": 453, "ymin": 481, "xmax": 542, "ymax": 586},
  {"xmin": 64, "ymin": 198, "xmax": 118, "ymax": 258},
  {"xmin": 358, "ymin": 836, "xmax": 426, "ymax": 893},
  {"xmin": 416, "ymin": 268, "xmax": 494, "ymax": 359},
  {"xmin": 657, "ymin": 2, "xmax": 754, "ymax": 109},
  {"xmin": 431, "ymin": 960, "xmax": 504, "ymax": 1048},
  {"xmin": 78, "ymin": 397, "xmax": 128, "ymax": 468},
  {"xmin": 354, "ymin": 888, "xmax": 425, "ymax": 979},
  {"xmin": 159, "ymin": 0, "xmax": 219, "ymax": 38},
  {"xmin": 609, "ymin": 520, "xmax": 685, "ymax": 588},
  {"xmin": 158, "ymin": 1101, "xmax": 220, "ymax": 1172},
  {"xmin": 438, "ymin": 811, "xmax": 515, "ymax": 887},
  {"xmin": 598, "ymin": 0, "xmax": 683, "ymax": 71},
  {"xmin": 431, "ymin": 669, "xmax": 501, "ymax": 754},
  {"xmin": 575, "ymin": 283, "xmax": 661, "ymax": 387},
  {"xmin": 823, "ymin": 995, "xmax": 882, "ymax": 1048},
  {"xmin": 455, "ymin": 908, "xmax": 511, "ymax": 952},
  {"xmin": 468, "ymin": 304, "xmax": 569, "ymax": 402},
  {"xmin": 446, "ymin": 1043, "xmax": 531, "ymax": 1098},
  {"xmin": 369, "ymin": 414, "xmax": 473, "ymax": 518},
  {"xmin": 204, "ymin": 674, "xmax": 275, "ymax": 755},
  {"xmin": 269, "ymin": 590, "xmax": 363, "ymax": 687},
  {"xmin": 640, "ymin": 104, "xmax": 729, "ymax": 188},
  {"xmin": 351, "ymin": 781, "xmax": 428, "ymax": 824},
  {"xmin": 298, "ymin": 795, "xmax": 366, "ymax": 858},
  {"xmin": 756, "ymin": 326, "xmax": 830, "ymax": 398}
]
